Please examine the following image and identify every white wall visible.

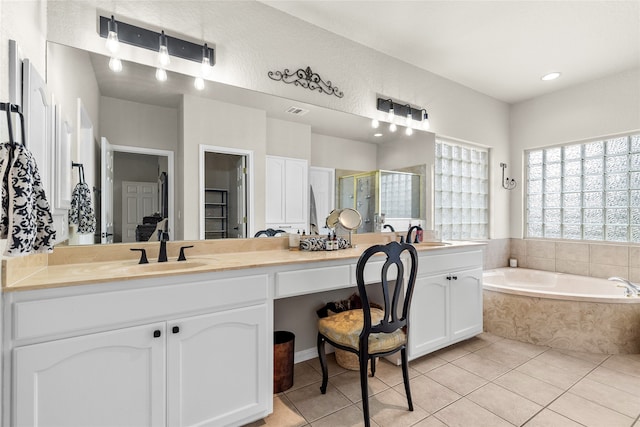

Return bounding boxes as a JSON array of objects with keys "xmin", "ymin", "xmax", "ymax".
[
  {"xmin": 47, "ymin": 41, "xmax": 101, "ymax": 179},
  {"xmin": 266, "ymin": 118, "xmax": 311, "ymax": 160},
  {"xmin": 99, "ymin": 96, "xmax": 178, "ymax": 152},
  {"xmin": 509, "ymin": 68, "xmax": 640, "ymax": 237},
  {"xmin": 311, "ymin": 134, "xmax": 378, "ymax": 171},
  {"xmin": 181, "ymin": 95, "xmax": 267, "ymax": 240}
]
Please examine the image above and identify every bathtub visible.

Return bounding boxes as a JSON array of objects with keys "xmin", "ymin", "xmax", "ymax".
[{"xmin": 482, "ymin": 268, "xmax": 640, "ymax": 354}]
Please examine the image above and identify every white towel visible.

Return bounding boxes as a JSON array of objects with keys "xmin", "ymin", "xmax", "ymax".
[
  {"xmin": 70, "ymin": 182, "xmax": 96, "ymax": 234},
  {"xmin": 0, "ymin": 142, "xmax": 56, "ymax": 256}
]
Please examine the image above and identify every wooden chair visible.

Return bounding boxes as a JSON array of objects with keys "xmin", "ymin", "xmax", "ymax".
[
  {"xmin": 253, "ymin": 228, "xmax": 286, "ymax": 237},
  {"xmin": 317, "ymin": 241, "xmax": 418, "ymax": 427}
]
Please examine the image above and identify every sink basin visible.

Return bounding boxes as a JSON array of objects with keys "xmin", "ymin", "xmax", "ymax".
[
  {"xmin": 411, "ymin": 241, "xmax": 451, "ymax": 248},
  {"xmin": 121, "ymin": 261, "xmax": 209, "ymax": 274}
]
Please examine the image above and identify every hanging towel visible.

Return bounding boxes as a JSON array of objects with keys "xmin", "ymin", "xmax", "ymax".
[
  {"xmin": 0, "ymin": 142, "xmax": 56, "ymax": 256},
  {"xmin": 69, "ymin": 182, "xmax": 96, "ymax": 234}
]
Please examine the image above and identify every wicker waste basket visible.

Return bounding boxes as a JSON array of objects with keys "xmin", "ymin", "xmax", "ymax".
[{"xmin": 273, "ymin": 331, "xmax": 295, "ymax": 393}]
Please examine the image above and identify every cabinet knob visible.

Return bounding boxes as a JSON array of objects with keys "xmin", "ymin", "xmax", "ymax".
[
  {"xmin": 153, "ymin": 330, "xmax": 161, "ymax": 338},
  {"xmin": 452, "ymin": 276, "xmax": 458, "ymax": 280},
  {"xmin": 172, "ymin": 326, "xmax": 180, "ymax": 334}
]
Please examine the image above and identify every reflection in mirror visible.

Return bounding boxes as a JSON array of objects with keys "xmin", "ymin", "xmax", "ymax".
[{"xmin": 46, "ymin": 42, "xmax": 430, "ymax": 245}]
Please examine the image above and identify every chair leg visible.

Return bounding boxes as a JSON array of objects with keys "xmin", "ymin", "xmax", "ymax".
[
  {"xmin": 359, "ymin": 353, "xmax": 371, "ymax": 427},
  {"xmin": 370, "ymin": 356, "xmax": 376, "ymax": 377},
  {"xmin": 400, "ymin": 348, "xmax": 413, "ymax": 411},
  {"xmin": 317, "ymin": 333, "xmax": 328, "ymax": 394}
]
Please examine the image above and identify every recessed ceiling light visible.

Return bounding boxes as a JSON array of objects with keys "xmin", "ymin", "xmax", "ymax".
[
  {"xmin": 541, "ymin": 72, "xmax": 561, "ymax": 81},
  {"xmin": 374, "ymin": 133, "xmax": 383, "ymax": 137}
]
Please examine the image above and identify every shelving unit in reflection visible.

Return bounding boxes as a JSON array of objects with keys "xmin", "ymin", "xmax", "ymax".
[{"xmin": 204, "ymin": 188, "xmax": 228, "ymax": 239}]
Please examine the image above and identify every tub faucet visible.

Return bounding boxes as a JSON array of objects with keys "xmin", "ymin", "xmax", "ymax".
[
  {"xmin": 158, "ymin": 231, "xmax": 169, "ymax": 262},
  {"xmin": 383, "ymin": 224, "xmax": 395, "ymax": 232},
  {"xmin": 608, "ymin": 277, "xmax": 640, "ymax": 297},
  {"xmin": 406, "ymin": 225, "xmax": 422, "ymax": 244}
]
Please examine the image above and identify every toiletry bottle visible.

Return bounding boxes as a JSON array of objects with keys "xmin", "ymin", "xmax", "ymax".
[
  {"xmin": 327, "ymin": 232, "xmax": 334, "ymax": 251},
  {"xmin": 293, "ymin": 230, "xmax": 301, "ymax": 249}
]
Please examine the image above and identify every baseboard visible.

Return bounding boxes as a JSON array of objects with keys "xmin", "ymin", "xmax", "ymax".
[{"xmin": 294, "ymin": 344, "xmax": 335, "ymax": 364}]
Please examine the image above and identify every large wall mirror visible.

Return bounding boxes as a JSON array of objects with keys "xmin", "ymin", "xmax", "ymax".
[{"xmin": 46, "ymin": 41, "xmax": 434, "ymax": 246}]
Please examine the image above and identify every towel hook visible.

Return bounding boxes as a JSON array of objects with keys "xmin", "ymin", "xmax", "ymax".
[
  {"xmin": 500, "ymin": 163, "xmax": 516, "ymax": 190},
  {"xmin": 72, "ymin": 162, "xmax": 85, "ymax": 184}
]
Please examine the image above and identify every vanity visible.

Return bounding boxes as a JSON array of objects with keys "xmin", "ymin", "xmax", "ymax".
[{"xmin": 1, "ymin": 236, "xmax": 484, "ymax": 427}]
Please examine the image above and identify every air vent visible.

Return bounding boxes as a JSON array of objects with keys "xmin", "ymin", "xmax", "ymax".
[{"xmin": 285, "ymin": 106, "xmax": 309, "ymax": 116}]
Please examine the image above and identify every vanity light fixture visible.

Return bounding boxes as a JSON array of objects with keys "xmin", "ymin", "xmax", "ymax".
[
  {"xmin": 405, "ymin": 104, "xmax": 413, "ymax": 136},
  {"xmin": 421, "ymin": 109, "xmax": 430, "ymax": 130},
  {"xmin": 376, "ymin": 97, "xmax": 429, "ymax": 135},
  {"xmin": 98, "ymin": 15, "xmax": 216, "ymax": 85},
  {"xmin": 105, "ymin": 15, "xmax": 119, "ymax": 54},
  {"xmin": 158, "ymin": 31, "xmax": 170, "ymax": 67}
]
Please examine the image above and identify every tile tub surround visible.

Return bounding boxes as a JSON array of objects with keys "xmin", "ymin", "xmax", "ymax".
[
  {"xmin": 245, "ymin": 333, "xmax": 640, "ymax": 427},
  {"xmin": 483, "ymin": 290, "xmax": 640, "ymax": 354},
  {"xmin": 510, "ymin": 238, "xmax": 640, "ymax": 283}
]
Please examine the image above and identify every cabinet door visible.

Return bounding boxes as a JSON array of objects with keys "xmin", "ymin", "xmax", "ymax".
[
  {"xmin": 265, "ymin": 156, "xmax": 286, "ymax": 224},
  {"xmin": 450, "ymin": 268, "xmax": 483, "ymax": 341},
  {"xmin": 408, "ymin": 274, "xmax": 449, "ymax": 359},
  {"xmin": 14, "ymin": 323, "xmax": 166, "ymax": 427},
  {"xmin": 167, "ymin": 304, "xmax": 270, "ymax": 427},
  {"xmin": 284, "ymin": 158, "xmax": 308, "ymax": 224}
]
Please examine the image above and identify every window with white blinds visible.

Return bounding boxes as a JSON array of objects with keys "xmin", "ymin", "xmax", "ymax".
[
  {"xmin": 526, "ymin": 134, "xmax": 640, "ymax": 242},
  {"xmin": 435, "ymin": 140, "xmax": 489, "ymax": 240}
]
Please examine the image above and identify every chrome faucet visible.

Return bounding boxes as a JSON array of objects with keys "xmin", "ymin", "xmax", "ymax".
[
  {"xmin": 609, "ymin": 277, "xmax": 640, "ymax": 297},
  {"xmin": 406, "ymin": 225, "xmax": 422, "ymax": 244},
  {"xmin": 158, "ymin": 231, "xmax": 169, "ymax": 262}
]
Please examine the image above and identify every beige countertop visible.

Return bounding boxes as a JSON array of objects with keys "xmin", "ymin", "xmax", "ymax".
[{"xmin": 2, "ymin": 235, "xmax": 485, "ymax": 292}]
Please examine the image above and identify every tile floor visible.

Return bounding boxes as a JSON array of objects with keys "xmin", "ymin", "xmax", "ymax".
[{"xmin": 245, "ymin": 333, "xmax": 640, "ymax": 427}]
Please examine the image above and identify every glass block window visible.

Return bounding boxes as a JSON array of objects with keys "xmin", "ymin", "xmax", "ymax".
[
  {"xmin": 526, "ymin": 133, "xmax": 640, "ymax": 242},
  {"xmin": 435, "ymin": 139, "xmax": 489, "ymax": 240}
]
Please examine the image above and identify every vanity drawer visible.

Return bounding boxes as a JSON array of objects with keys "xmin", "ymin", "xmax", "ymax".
[
  {"xmin": 418, "ymin": 250, "xmax": 483, "ymax": 276},
  {"xmin": 13, "ymin": 274, "xmax": 269, "ymax": 343},
  {"xmin": 275, "ymin": 265, "xmax": 352, "ymax": 298}
]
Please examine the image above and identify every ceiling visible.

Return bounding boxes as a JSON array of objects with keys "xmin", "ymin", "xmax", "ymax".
[{"xmin": 262, "ymin": 1, "xmax": 640, "ymax": 104}]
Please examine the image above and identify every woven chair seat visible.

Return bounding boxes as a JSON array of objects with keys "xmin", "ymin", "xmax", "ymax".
[{"xmin": 318, "ymin": 308, "xmax": 406, "ymax": 354}]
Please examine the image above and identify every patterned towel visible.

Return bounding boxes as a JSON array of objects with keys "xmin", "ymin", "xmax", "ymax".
[
  {"xmin": 0, "ymin": 143, "xmax": 56, "ymax": 256},
  {"xmin": 69, "ymin": 182, "xmax": 96, "ymax": 234}
]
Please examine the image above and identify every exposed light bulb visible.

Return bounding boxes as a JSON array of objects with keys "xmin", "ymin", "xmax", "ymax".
[
  {"xmin": 371, "ymin": 119, "xmax": 379, "ymax": 129},
  {"xmin": 389, "ymin": 123, "xmax": 397, "ymax": 132},
  {"xmin": 405, "ymin": 106, "xmax": 413, "ymax": 135},
  {"xmin": 106, "ymin": 16, "xmax": 119, "ymax": 54},
  {"xmin": 201, "ymin": 44, "xmax": 212, "ymax": 77},
  {"xmin": 422, "ymin": 110, "xmax": 430, "ymax": 130},
  {"xmin": 108, "ymin": 57, "xmax": 122, "ymax": 73},
  {"xmin": 194, "ymin": 76, "xmax": 205, "ymax": 91},
  {"xmin": 155, "ymin": 67, "xmax": 167, "ymax": 82},
  {"xmin": 158, "ymin": 31, "xmax": 170, "ymax": 67},
  {"xmin": 388, "ymin": 103, "xmax": 395, "ymax": 121}
]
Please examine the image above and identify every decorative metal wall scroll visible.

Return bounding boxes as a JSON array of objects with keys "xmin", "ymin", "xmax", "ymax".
[{"xmin": 268, "ymin": 66, "xmax": 344, "ymax": 98}]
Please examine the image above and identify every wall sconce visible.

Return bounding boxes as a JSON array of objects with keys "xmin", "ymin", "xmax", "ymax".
[
  {"xmin": 500, "ymin": 163, "xmax": 517, "ymax": 190},
  {"xmin": 99, "ymin": 15, "xmax": 215, "ymax": 87},
  {"xmin": 375, "ymin": 98, "xmax": 429, "ymax": 135}
]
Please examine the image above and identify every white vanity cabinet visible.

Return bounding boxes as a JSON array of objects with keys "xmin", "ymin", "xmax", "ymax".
[
  {"xmin": 265, "ymin": 155, "xmax": 308, "ymax": 232},
  {"xmin": 8, "ymin": 273, "xmax": 272, "ymax": 427},
  {"xmin": 408, "ymin": 248, "xmax": 483, "ymax": 359},
  {"xmin": 14, "ymin": 322, "xmax": 167, "ymax": 427}
]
